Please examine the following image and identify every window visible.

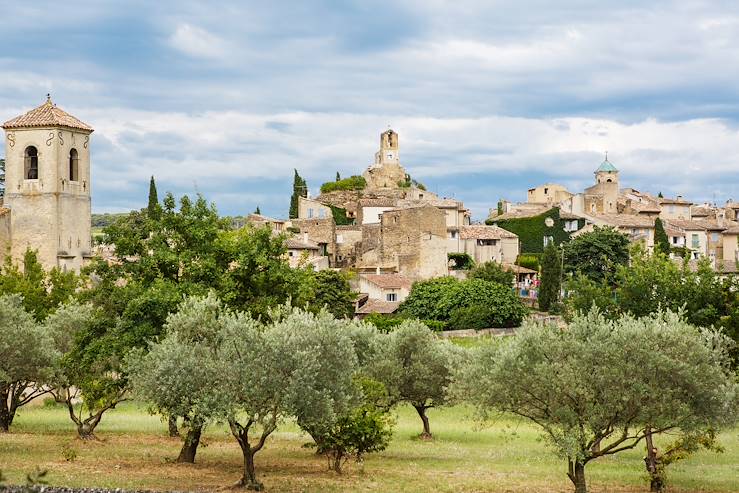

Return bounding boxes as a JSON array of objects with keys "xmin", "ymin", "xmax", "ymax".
[
  {"xmin": 711, "ymin": 232, "xmax": 719, "ymax": 242},
  {"xmin": 69, "ymin": 148, "xmax": 79, "ymax": 181},
  {"xmin": 449, "ymin": 231, "xmax": 457, "ymax": 239},
  {"xmin": 544, "ymin": 187, "xmax": 549, "ymax": 195},
  {"xmin": 24, "ymin": 146, "xmax": 38, "ymax": 179},
  {"xmin": 543, "ymin": 236, "xmax": 554, "ymax": 247},
  {"xmin": 308, "ymin": 208, "xmax": 314, "ymax": 218},
  {"xmin": 691, "ymin": 234, "xmax": 700, "ymax": 249},
  {"xmin": 336, "ymin": 234, "xmax": 343, "ymax": 244},
  {"xmin": 672, "ymin": 236, "xmax": 678, "ymax": 244},
  {"xmin": 386, "ymin": 293, "xmax": 397, "ymax": 302},
  {"xmin": 419, "ymin": 193, "xmax": 424, "ymax": 199},
  {"xmin": 318, "ymin": 209, "xmax": 325, "ymax": 218}
]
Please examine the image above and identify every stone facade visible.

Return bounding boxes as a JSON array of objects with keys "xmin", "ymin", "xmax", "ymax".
[{"xmin": 1, "ymin": 98, "xmax": 93, "ymax": 272}]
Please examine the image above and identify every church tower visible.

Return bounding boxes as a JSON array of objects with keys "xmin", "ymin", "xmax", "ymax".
[
  {"xmin": 2, "ymin": 96, "xmax": 93, "ymax": 271},
  {"xmin": 364, "ymin": 129, "xmax": 408, "ymax": 189}
]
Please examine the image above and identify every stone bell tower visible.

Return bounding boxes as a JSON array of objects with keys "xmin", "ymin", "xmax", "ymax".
[
  {"xmin": 2, "ymin": 96, "xmax": 93, "ymax": 271},
  {"xmin": 363, "ymin": 129, "xmax": 408, "ymax": 189}
]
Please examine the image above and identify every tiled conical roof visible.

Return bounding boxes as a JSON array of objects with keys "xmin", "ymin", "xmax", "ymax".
[
  {"xmin": 596, "ymin": 158, "xmax": 617, "ymax": 173},
  {"xmin": 2, "ymin": 96, "xmax": 93, "ymax": 132}
]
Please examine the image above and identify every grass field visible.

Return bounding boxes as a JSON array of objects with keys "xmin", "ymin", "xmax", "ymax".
[{"xmin": 1, "ymin": 402, "xmax": 737, "ymax": 492}]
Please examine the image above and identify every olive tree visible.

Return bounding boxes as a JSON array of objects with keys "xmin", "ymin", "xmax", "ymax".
[
  {"xmin": 218, "ymin": 308, "xmax": 360, "ymax": 490},
  {"xmin": 372, "ymin": 320, "xmax": 461, "ymax": 438},
  {"xmin": 44, "ymin": 301, "xmax": 126, "ymax": 440},
  {"xmin": 126, "ymin": 294, "xmax": 234, "ymax": 463},
  {"xmin": 457, "ymin": 309, "xmax": 738, "ymax": 493},
  {"xmin": 0, "ymin": 295, "xmax": 57, "ymax": 431}
]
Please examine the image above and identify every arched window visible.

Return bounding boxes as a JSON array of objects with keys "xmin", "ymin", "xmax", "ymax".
[
  {"xmin": 24, "ymin": 146, "xmax": 38, "ymax": 179},
  {"xmin": 69, "ymin": 148, "xmax": 79, "ymax": 182}
]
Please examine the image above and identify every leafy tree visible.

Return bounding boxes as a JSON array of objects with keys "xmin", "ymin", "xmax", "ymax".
[
  {"xmin": 309, "ymin": 269, "xmax": 355, "ymax": 319},
  {"xmin": 447, "ymin": 252, "xmax": 474, "ymax": 270},
  {"xmin": 317, "ymin": 377, "xmax": 394, "ymax": 473},
  {"xmin": 147, "ymin": 176, "xmax": 160, "ymax": 220},
  {"xmin": 654, "ymin": 218, "xmax": 671, "ymax": 256},
  {"xmin": 215, "ymin": 225, "xmax": 311, "ymax": 318},
  {"xmin": 0, "ymin": 295, "xmax": 57, "ymax": 431},
  {"xmin": 126, "ymin": 294, "xmax": 234, "ymax": 463},
  {"xmin": 538, "ymin": 242, "xmax": 562, "ymax": 312},
  {"xmin": 0, "ymin": 249, "xmax": 80, "ymax": 321},
  {"xmin": 457, "ymin": 309, "xmax": 739, "ymax": 493},
  {"xmin": 563, "ymin": 226, "xmax": 629, "ymax": 282},
  {"xmin": 400, "ymin": 277, "xmax": 526, "ymax": 328},
  {"xmin": 468, "ymin": 261, "xmax": 515, "ymax": 287},
  {"xmin": 372, "ymin": 320, "xmax": 460, "ymax": 438},
  {"xmin": 220, "ymin": 308, "xmax": 360, "ymax": 489},
  {"xmin": 52, "ymin": 303, "xmax": 127, "ymax": 439},
  {"xmin": 516, "ymin": 254, "xmax": 540, "ymax": 271},
  {"xmin": 289, "ymin": 169, "xmax": 307, "ymax": 219}
]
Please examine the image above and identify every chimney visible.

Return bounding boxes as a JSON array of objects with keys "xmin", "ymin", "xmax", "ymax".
[{"xmin": 375, "ymin": 266, "xmax": 381, "ymax": 275}]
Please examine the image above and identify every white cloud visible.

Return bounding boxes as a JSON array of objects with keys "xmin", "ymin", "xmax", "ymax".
[{"xmin": 168, "ymin": 23, "xmax": 228, "ymax": 60}]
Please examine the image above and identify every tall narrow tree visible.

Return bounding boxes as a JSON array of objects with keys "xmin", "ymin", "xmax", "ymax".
[
  {"xmin": 539, "ymin": 242, "xmax": 562, "ymax": 312},
  {"xmin": 654, "ymin": 218, "xmax": 671, "ymax": 256},
  {"xmin": 289, "ymin": 169, "xmax": 307, "ymax": 219},
  {"xmin": 147, "ymin": 176, "xmax": 161, "ymax": 219}
]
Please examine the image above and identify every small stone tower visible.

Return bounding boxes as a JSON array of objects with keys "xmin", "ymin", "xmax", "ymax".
[
  {"xmin": 363, "ymin": 129, "xmax": 408, "ymax": 189},
  {"xmin": 374, "ymin": 129, "xmax": 399, "ymax": 165},
  {"xmin": 2, "ymin": 96, "xmax": 93, "ymax": 271},
  {"xmin": 595, "ymin": 155, "xmax": 619, "ymax": 185}
]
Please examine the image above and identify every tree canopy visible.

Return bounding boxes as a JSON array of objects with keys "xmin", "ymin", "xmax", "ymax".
[
  {"xmin": 563, "ymin": 226, "xmax": 630, "ymax": 283},
  {"xmin": 458, "ymin": 309, "xmax": 739, "ymax": 493}
]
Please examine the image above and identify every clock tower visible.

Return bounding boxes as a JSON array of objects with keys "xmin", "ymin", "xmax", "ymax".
[{"xmin": 2, "ymin": 96, "xmax": 93, "ymax": 271}]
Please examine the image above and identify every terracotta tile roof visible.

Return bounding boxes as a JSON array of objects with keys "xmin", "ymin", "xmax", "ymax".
[
  {"xmin": 591, "ymin": 214, "xmax": 655, "ymax": 228},
  {"xmin": 691, "ymin": 206, "xmax": 713, "ymax": 217},
  {"xmin": 361, "ymin": 273, "xmax": 412, "ymax": 289},
  {"xmin": 355, "ymin": 299, "xmax": 400, "ymax": 314},
  {"xmin": 659, "ymin": 197, "xmax": 693, "ymax": 205},
  {"xmin": 247, "ymin": 213, "xmax": 283, "ymax": 223},
  {"xmin": 359, "ymin": 197, "xmax": 397, "ymax": 207},
  {"xmin": 667, "ymin": 219, "xmax": 728, "ymax": 231},
  {"xmin": 489, "ymin": 206, "xmax": 550, "ymax": 221},
  {"xmin": 3, "ymin": 98, "xmax": 93, "ymax": 132},
  {"xmin": 285, "ymin": 238, "xmax": 320, "ymax": 250},
  {"xmin": 723, "ymin": 225, "xmax": 739, "ymax": 235},
  {"xmin": 503, "ymin": 263, "xmax": 537, "ymax": 274},
  {"xmin": 460, "ymin": 225, "xmax": 518, "ymax": 240}
]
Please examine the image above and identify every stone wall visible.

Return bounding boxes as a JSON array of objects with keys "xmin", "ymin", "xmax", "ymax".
[{"xmin": 291, "ymin": 218, "xmax": 336, "ymax": 262}]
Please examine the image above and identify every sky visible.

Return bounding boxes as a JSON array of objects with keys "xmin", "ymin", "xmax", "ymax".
[{"xmin": 2, "ymin": 0, "xmax": 739, "ymax": 220}]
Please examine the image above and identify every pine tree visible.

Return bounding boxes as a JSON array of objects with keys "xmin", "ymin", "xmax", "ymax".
[
  {"xmin": 654, "ymin": 217, "xmax": 671, "ymax": 256},
  {"xmin": 147, "ymin": 176, "xmax": 161, "ymax": 219},
  {"xmin": 289, "ymin": 169, "xmax": 307, "ymax": 219},
  {"xmin": 538, "ymin": 242, "xmax": 562, "ymax": 312}
]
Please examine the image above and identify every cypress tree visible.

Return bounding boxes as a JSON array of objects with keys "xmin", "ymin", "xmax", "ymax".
[
  {"xmin": 289, "ymin": 169, "xmax": 308, "ymax": 219},
  {"xmin": 255, "ymin": 206, "xmax": 261, "ymax": 215},
  {"xmin": 336, "ymin": 171, "xmax": 341, "ymax": 182},
  {"xmin": 654, "ymin": 217, "xmax": 671, "ymax": 256},
  {"xmin": 539, "ymin": 242, "xmax": 562, "ymax": 312},
  {"xmin": 147, "ymin": 176, "xmax": 161, "ymax": 219}
]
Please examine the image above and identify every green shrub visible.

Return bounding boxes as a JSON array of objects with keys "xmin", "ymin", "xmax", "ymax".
[
  {"xmin": 400, "ymin": 277, "xmax": 527, "ymax": 328},
  {"xmin": 320, "ymin": 175, "xmax": 366, "ymax": 194},
  {"xmin": 516, "ymin": 254, "xmax": 540, "ymax": 271},
  {"xmin": 448, "ymin": 253, "xmax": 475, "ymax": 270},
  {"xmin": 469, "ymin": 261, "xmax": 515, "ymax": 286},
  {"xmin": 487, "ymin": 207, "xmax": 584, "ymax": 254},
  {"xmin": 329, "ymin": 205, "xmax": 354, "ymax": 226},
  {"xmin": 363, "ymin": 313, "xmax": 404, "ymax": 333}
]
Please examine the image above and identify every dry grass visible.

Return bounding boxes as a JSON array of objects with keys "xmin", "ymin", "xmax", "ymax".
[{"xmin": 1, "ymin": 402, "xmax": 737, "ymax": 492}]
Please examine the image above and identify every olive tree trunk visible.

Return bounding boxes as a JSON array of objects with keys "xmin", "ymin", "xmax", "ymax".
[
  {"xmin": 176, "ymin": 420, "xmax": 203, "ymax": 463},
  {"xmin": 567, "ymin": 460, "xmax": 587, "ymax": 493},
  {"xmin": 644, "ymin": 429, "xmax": 664, "ymax": 492},
  {"xmin": 413, "ymin": 404, "xmax": 432, "ymax": 439},
  {"xmin": 229, "ymin": 418, "xmax": 276, "ymax": 491}
]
